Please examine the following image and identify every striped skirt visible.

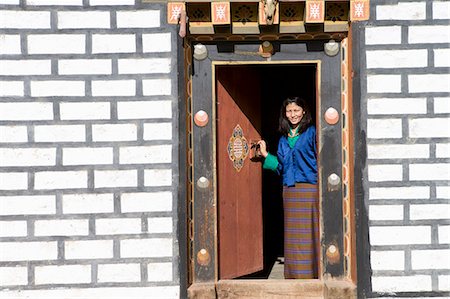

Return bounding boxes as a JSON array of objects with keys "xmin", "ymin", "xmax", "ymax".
[{"xmin": 283, "ymin": 183, "xmax": 320, "ymax": 279}]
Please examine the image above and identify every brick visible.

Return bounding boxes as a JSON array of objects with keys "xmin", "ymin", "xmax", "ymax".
[
  {"xmin": 368, "ymin": 144, "xmax": 429, "ymax": 159},
  {"xmin": 409, "ymin": 25, "xmax": 450, "ymax": 44},
  {"xmin": 369, "ymin": 186, "xmax": 429, "ymax": 200},
  {"xmin": 410, "ymin": 163, "xmax": 449, "ymax": 181},
  {"xmin": 0, "ymin": 172, "xmax": 28, "ymax": 190},
  {"xmin": 0, "ymin": 267, "xmax": 28, "ymax": 286},
  {"xmin": 370, "ymin": 250, "xmax": 404, "ymax": 271},
  {"xmin": 121, "ymin": 192, "xmax": 172, "ymax": 213},
  {"xmin": 148, "ymin": 262, "xmax": 172, "ymax": 282},
  {"xmin": 0, "ymin": 241, "xmax": 57, "ymax": 261},
  {"xmin": 368, "ymin": 97, "xmax": 427, "ymax": 115},
  {"xmin": 116, "ymin": 10, "xmax": 160, "ymax": 28},
  {"xmin": 120, "ymin": 238, "xmax": 172, "ymax": 258},
  {"xmin": 0, "ymin": 221, "xmax": 27, "ymax": 237},
  {"xmin": 28, "ymin": 34, "xmax": 85, "ymax": 54},
  {"xmin": 118, "ymin": 101, "xmax": 172, "ymax": 119},
  {"xmin": 367, "ymin": 75, "xmax": 401, "ymax": 93},
  {"xmin": 365, "ymin": 26, "xmax": 401, "ymax": 45},
  {"xmin": 92, "ymin": 34, "xmax": 135, "ymax": 54},
  {"xmin": 60, "ymin": 102, "xmax": 110, "ymax": 120},
  {"xmin": 0, "ymin": 148, "xmax": 55, "ymax": 166},
  {"xmin": 58, "ymin": 11, "xmax": 110, "ymax": 29},
  {"xmin": 35, "ymin": 170, "xmax": 88, "ymax": 190},
  {"xmin": 142, "ymin": 79, "xmax": 172, "ymax": 96},
  {"xmin": 439, "ymin": 225, "xmax": 450, "ymax": 244},
  {"xmin": 0, "ymin": 126, "xmax": 27, "ymax": 142},
  {"xmin": 372, "ymin": 275, "xmax": 431, "ymax": 292},
  {"xmin": 376, "ymin": 2, "xmax": 426, "ymax": 20},
  {"xmin": 410, "ymin": 118, "xmax": 450, "ymax": 138},
  {"xmin": 95, "ymin": 218, "xmax": 141, "ymax": 235},
  {"xmin": 147, "ymin": 217, "xmax": 172, "ymax": 233},
  {"xmin": 97, "ymin": 264, "xmax": 141, "ymax": 283},
  {"xmin": 369, "ymin": 205, "xmax": 403, "ymax": 221},
  {"xmin": 434, "ymin": 49, "xmax": 450, "ymax": 67},
  {"xmin": 35, "ymin": 265, "xmax": 91, "ymax": 285},
  {"xmin": 119, "ymin": 145, "xmax": 172, "ymax": 164},
  {"xmin": 92, "ymin": 80, "xmax": 135, "ymax": 97},
  {"xmin": 436, "ymin": 143, "xmax": 450, "ymax": 158},
  {"xmin": 0, "ymin": 286, "xmax": 180, "ymax": 298},
  {"xmin": 0, "ymin": 34, "xmax": 21, "ymax": 54},
  {"xmin": 409, "ymin": 74, "xmax": 450, "ymax": 93},
  {"xmin": 65, "ymin": 240, "xmax": 113, "ymax": 259},
  {"xmin": 410, "ymin": 204, "xmax": 450, "ymax": 220},
  {"xmin": 0, "ymin": 81, "xmax": 23, "ymax": 97},
  {"xmin": 27, "ymin": 0, "xmax": 82, "ymax": 5},
  {"xmin": 89, "ymin": 0, "xmax": 135, "ymax": 5},
  {"xmin": 143, "ymin": 123, "xmax": 172, "ymax": 140},
  {"xmin": 34, "ymin": 125, "xmax": 86, "ymax": 142},
  {"xmin": 62, "ymin": 193, "xmax": 114, "ymax": 214},
  {"xmin": 34, "ymin": 219, "xmax": 89, "ymax": 236},
  {"xmin": 412, "ymin": 249, "xmax": 450, "ymax": 270},
  {"xmin": 0, "ymin": 102, "xmax": 53, "ymax": 121},
  {"xmin": 58, "ymin": 59, "xmax": 112, "ymax": 75},
  {"xmin": 0, "ymin": 195, "xmax": 55, "ymax": 215},
  {"xmin": 0, "ymin": 60, "xmax": 51, "ymax": 76},
  {"xmin": 439, "ymin": 275, "xmax": 450, "ymax": 291},
  {"xmin": 118, "ymin": 58, "xmax": 171, "ymax": 74},
  {"xmin": 437, "ymin": 186, "xmax": 450, "ymax": 199},
  {"xmin": 92, "ymin": 124, "xmax": 137, "ymax": 142},
  {"xmin": 143, "ymin": 33, "xmax": 171, "ymax": 53},
  {"xmin": 368, "ymin": 164, "xmax": 402, "ymax": 182},
  {"xmin": 434, "ymin": 97, "xmax": 450, "ymax": 114},
  {"xmin": 367, "ymin": 119, "xmax": 402, "ymax": 139},
  {"xmin": 370, "ymin": 226, "xmax": 431, "ymax": 246},
  {"xmin": 63, "ymin": 147, "xmax": 113, "ymax": 165},
  {"xmin": 367, "ymin": 49, "xmax": 427, "ymax": 69},
  {"xmin": 433, "ymin": 2, "xmax": 450, "ymax": 19},
  {"xmin": 31, "ymin": 80, "xmax": 85, "ymax": 97},
  {"xmin": 0, "ymin": 11, "xmax": 50, "ymax": 28},
  {"xmin": 144, "ymin": 169, "xmax": 172, "ymax": 187},
  {"xmin": 94, "ymin": 170, "xmax": 137, "ymax": 188}
]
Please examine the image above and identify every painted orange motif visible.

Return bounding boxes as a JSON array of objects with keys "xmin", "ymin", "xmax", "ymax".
[
  {"xmin": 350, "ymin": 0, "xmax": 370, "ymax": 21},
  {"xmin": 305, "ymin": 0, "xmax": 324, "ymax": 23},
  {"xmin": 167, "ymin": 2, "xmax": 185, "ymax": 24},
  {"xmin": 212, "ymin": 2, "xmax": 230, "ymax": 24}
]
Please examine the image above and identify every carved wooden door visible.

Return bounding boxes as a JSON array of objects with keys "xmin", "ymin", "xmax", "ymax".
[{"xmin": 216, "ymin": 66, "xmax": 263, "ymax": 279}]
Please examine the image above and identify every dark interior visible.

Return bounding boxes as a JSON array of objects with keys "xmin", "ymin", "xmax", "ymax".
[{"xmin": 216, "ymin": 64, "xmax": 317, "ymax": 279}]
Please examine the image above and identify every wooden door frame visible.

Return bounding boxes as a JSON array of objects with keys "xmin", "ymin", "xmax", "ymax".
[{"xmin": 183, "ymin": 39, "xmax": 358, "ymax": 297}]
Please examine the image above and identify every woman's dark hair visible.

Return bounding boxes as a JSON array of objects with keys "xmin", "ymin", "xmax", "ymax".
[{"xmin": 278, "ymin": 96, "xmax": 313, "ymax": 136}]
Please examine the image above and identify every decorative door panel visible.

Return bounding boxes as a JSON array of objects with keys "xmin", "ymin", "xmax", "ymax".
[{"xmin": 216, "ymin": 66, "xmax": 263, "ymax": 279}]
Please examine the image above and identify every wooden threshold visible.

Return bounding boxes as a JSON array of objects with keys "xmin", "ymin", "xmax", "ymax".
[{"xmin": 188, "ymin": 279, "xmax": 356, "ymax": 299}]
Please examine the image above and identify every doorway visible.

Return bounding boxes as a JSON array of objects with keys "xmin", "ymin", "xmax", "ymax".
[{"xmin": 215, "ymin": 64, "xmax": 318, "ymax": 279}]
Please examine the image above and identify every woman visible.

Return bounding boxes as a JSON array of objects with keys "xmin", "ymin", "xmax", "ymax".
[{"xmin": 258, "ymin": 96, "xmax": 319, "ymax": 279}]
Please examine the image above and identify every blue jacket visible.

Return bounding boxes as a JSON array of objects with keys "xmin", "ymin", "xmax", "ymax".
[{"xmin": 277, "ymin": 125, "xmax": 317, "ymax": 186}]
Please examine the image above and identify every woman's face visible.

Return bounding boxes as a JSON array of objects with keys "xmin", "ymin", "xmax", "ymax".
[{"xmin": 285, "ymin": 102, "xmax": 304, "ymax": 127}]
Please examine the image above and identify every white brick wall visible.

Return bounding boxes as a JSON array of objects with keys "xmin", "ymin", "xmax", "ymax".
[
  {"xmin": 35, "ymin": 265, "xmax": 91, "ymax": 284},
  {"xmin": 120, "ymin": 238, "xmax": 172, "ymax": 258},
  {"xmin": 0, "ymin": 34, "xmax": 21, "ymax": 54},
  {"xmin": 97, "ymin": 264, "xmax": 141, "ymax": 283},
  {"xmin": 0, "ymin": 2, "xmax": 178, "ymax": 297},
  {"xmin": 367, "ymin": 1, "xmax": 450, "ymax": 294},
  {"xmin": 34, "ymin": 219, "xmax": 89, "ymax": 236},
  {"xmin": 65, "ymin": 240, "xmax": 114, "ymax": 259},
  {"xmin": 58, "ymin": 11, "xmax": 111, "ymax": 29}
]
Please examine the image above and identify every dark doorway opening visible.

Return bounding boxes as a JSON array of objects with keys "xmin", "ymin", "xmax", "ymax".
[{"xmin": 216, "ymin": 63, "xmax": 317, "ymax": 279}]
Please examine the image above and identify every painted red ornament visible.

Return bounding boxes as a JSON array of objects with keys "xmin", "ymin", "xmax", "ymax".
[
  {"xmin": 324, "ymin": 107, "xmax": 339, "ymax": 125},
  {"xmin": 194, "ymin": 110, "xmax": 209, "ymax": 127}
]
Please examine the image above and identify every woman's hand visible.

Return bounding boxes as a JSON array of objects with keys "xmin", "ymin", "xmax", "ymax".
[{"xmin": 257, "ymin": 140, "xmax": 268, "ymax": 158}]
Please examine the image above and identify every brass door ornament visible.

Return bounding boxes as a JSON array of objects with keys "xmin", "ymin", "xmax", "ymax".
[{"xmin": 227, "ymin": 124, "xmax": 249, "ymax": 172}]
